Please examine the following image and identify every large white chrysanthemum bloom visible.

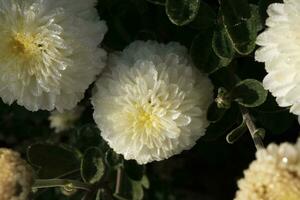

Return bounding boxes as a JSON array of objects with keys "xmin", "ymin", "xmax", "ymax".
[
  {"xmin": 0, "ymin": 0, "xmax": 107, "ymax": 111},
  {"xmin": 235, "ymin": 140, "xmax": 300, "ymax": 200},
  {"xmin": 0, "ymin": 148, "xmax": 33, "ymax": 200},
  {"xmin": 92, "ymin": 41, "xmax": 214, "ymax": 164},
  {"xmin": 255, "ymin": 0, "xmax": 300, "ymax": 115}
]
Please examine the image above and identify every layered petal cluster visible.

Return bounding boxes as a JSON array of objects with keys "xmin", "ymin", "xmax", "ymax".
[
  {"xmin": 0, "ymin": 0, "xmax": 107, "ymax": 111},
  {"xmin": 92, "ymin": 41, "xmax": 214, "ymax": 164},
  {"xmin": 0, "ymin": 148, "xmax": 33, "ymax": 200},
  {"xmin": 235, "ymin": 140, "xmax": 300, "ymax": 200},
  {"xmin": 255, "ymin": 0, "xmax": 300, "ymax": 115}
]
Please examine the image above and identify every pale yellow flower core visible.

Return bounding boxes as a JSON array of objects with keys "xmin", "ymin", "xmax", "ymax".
[
  {"xmin": 136, "ymin": 107, "xmax": 155, "ymax": 128},
  {"xmin": 129, "ymin": 103, "xmax": 160, "ymax": 131},
  {"xmin": 10, "ymin": 33, "xmax": 41, "ymax": 57}
]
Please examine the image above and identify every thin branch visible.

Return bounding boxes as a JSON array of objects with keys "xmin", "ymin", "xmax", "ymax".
[
  {"xmin": 33, "ymin": 179, "xmax": 92, "ymax": 192},
  {"xmin": 240, "ymin": 106, "xmax": 265, "ymax": 150}
]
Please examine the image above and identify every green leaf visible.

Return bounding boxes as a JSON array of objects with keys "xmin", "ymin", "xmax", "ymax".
[
  {"xmin": 251, "ymin": 4, "xmax": 263, "ymax": 33},
  {"xmin": 190, "ymin": 1, "xmax": 216, "ymax": 30},
  {"xmin": 221, "ymin": 0, "xmax": 259, "ymax": 55},
  {"xmin": 209, "ymin": 67, "xmax": 238, "ymax": 91},
  {"xmin": 81, "ymin": 147, "xmax": 105, "ymax": 184},
  {"xmin": 166, "ymin": 0, "xmax": 200, "ymax": 26},
  {"xmin": 190, "ymin": 30, "xmax": 230, "ymax": 74},
  {"xmin": 141, "ymin": 175, "xmax": 150, "ymax": 189},
  {"xmin": 72, "ymin": 124, "xmax": 104, "ymax": 152},
  {"xmin": 226, "ymin": 121, "xmax": 247, "ymax": 144},
  {"xmin": 105, "ymin": 149, "xmax": 123, "ymax": 169},
  {"xmin": 131, "ymin": 181, "xmax": 144, "ymax": 200},
  {"xmin": 146, "ymin": 0, "xmax": 165, "ymax": 5},
  {"xmin": 203, "ymin": 104, "xmax": 239, "ymax": 141},
  {"xmin": 221, "ymin": 0, "xmax": 251, "ymax": 25},
  {"xmin": 253, "ymin": 100, "xmax": 296, "ymax": 135},
  {"xmin": 254, "ymin": 94, "xmax": 286, "ymax": 113},
  {"xmin": 232, "ymin": 79, "xmax": 268, "ymax": 108},
  {"xmin": 124, "ymin": 160, "xmax": 145, "ymax": 181},
  {"xmin": 207, "ymin": 102, "xmax": 227, "ymax": 122},
  {"xmin": 27, "ymin": 143, "xmax": 80, "ymax": 179},
  {"xmin": 212, "ymin": 21, "xmax": 234, "ymax": 61}
]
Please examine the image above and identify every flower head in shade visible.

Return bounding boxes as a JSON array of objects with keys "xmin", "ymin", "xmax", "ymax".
[
  {"xmin": 49, "ymin": 106, "xmax": 83, "ymax": 133},
  {"xmin": 255, "ymin": 0, "xmax": 300, "ymax": 115},
  {"xmin": 0, "ymin": 148, "xmax": 33, "ymax": 200},
  {"xmin": 235, "ymin": 140, "xmax": 300, "ymax": 200},
  {"xmin": 0, "ymin": 0, "xmax": 107, "ymax": 111},
  {"xmin": 92, "ymin": 41, "xmax": 214, "ymax": 164}
]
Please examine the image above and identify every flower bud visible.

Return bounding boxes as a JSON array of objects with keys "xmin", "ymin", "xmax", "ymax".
[
  {"xmin": 0, "ymin": 148, "xmax": 33, "ymax": 200},
  {"xmin": 235, "ymin": 140, "xmax": 300, "ymax": 200}
]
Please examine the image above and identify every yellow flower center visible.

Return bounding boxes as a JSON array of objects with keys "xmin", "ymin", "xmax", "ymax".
[
  {"xmin": 136, "ymin": 107, "xmax": 156, "ymax": 128},
  {"xmin": 10, "ymin": 33, "xmax": 41, "ymax": 57}
]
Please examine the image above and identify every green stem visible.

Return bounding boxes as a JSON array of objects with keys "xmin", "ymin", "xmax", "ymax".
[
  {"xmin": 240, "ymin": 106, "xmax": 265, "ymax": 150},
  {"xmin": 115, "ymin": 168, "xmax": 123, "ymax": 194},
  {"xmin": 32, "ymin": 179, "xmax": 92, "ymax": 192}
]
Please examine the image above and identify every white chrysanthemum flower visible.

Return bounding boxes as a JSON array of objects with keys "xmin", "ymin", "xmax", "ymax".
[
  {"xmin": 235, "ymin": 140, "xmax": 300, "ymax": 200},
  {"xmin": 49, "ymin": 106, "xmax": 83, "ymax": 133},
  {"xmin": 0, "ymin": 0, "xmax": 107, "ymax": 111},
  {"xmin": 255, "ymin": 0, "xmax": 300, "ymax": 115},
  {"xmin": 92, "ymin": 40, "xmax": 214, "ymax": 164},
  {"xmin": 0, "ymin": 148, "xmax": 33, "ymax": 200}
]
